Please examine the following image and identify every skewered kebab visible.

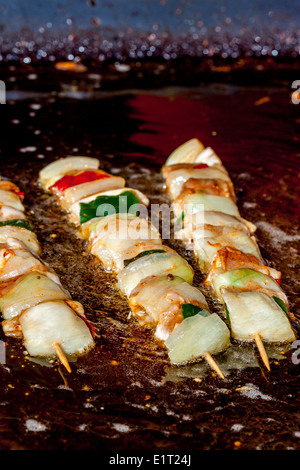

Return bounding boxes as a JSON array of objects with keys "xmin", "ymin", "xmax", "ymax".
[
  {"xmin": 0, "ymin": 176, "xmax": 95, "ymax": 372},
  {"xmin": 39, "ymin": 157, "xmax": 231, "ymax": 377},
  {"xmin": 162, "ymin": 138, "xmax": 296, "ymax": 370}
]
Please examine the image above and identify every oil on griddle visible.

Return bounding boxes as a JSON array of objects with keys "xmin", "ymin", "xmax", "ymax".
[{"xmin": 0, "ymin": 0, "xmax": 300, "ymax": 452}]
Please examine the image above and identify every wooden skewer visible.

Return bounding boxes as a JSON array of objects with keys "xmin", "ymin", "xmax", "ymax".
[
  {"xmin": 53, "ymin": 342, "xmax": 71, "ymax": 373},
  {"xmin": 204, "ymin": 352, "xmax": 225, "ymax": 379},
  {"xmin": 254, "ymin": 333, "xmax": 270, "ymax": 371},
  {"xmin": 58, "ymin": 366, "xmax": 69, "ymax": 387}
]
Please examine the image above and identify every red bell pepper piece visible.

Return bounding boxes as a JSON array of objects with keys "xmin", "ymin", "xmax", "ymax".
[
  {"xmin": 193, "ymin": 163, "xmax": 209, "ymax": 169},
  {"xmin": 51, "ymin": 170, "xmax": 110, "ymax": 192}
]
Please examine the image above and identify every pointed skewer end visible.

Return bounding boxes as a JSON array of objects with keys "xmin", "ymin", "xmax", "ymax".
[
  {"xmin": 204, "ymin": 352, "xmax": 225, "ymax": 379},
  {"xmin": 53, "ymin": 342, "xmax": 72, "ymax": 373},
  {"xmin": 254, "ymin": 333, "xmax": 270, "ymax": 371}
]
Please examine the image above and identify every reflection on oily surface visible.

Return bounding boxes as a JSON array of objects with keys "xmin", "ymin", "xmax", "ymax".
[{"xmin": 0, "ymin": 82, "xmax": 299, "ymax": 450}]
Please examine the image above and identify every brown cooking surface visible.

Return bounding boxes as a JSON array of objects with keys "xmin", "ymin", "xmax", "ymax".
[{"xmin": 0, "ymin": 72, "xmax": 300, "ymax": 450}]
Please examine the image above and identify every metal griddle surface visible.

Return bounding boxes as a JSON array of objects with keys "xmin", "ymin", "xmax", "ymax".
[{"xmin": 0, "ymin": 70, "xmax": 299, "ymax": 451}]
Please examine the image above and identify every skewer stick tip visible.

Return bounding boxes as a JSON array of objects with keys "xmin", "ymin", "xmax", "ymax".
[
  {"xmin": 254, "ymin": 333, "xmax": 270, "ymax": 371},
  {"xmin": 53, "ymin": 342, "xmax": 72, "ymax": 373},
  {"xmin": 204, "ymin": 352, "xmax": 225, "ymax": 379}
]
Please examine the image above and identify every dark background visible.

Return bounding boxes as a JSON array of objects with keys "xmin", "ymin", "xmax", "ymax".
[{"xmin": 0, "ymin": 0, "xmax": 299, "ymax": 453}]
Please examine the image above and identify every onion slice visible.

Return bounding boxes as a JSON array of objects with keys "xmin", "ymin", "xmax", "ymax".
[
  {"xmin": 0, "ymin": 190, "xmax": 24, "ymax": 212},
  {"xmin": 221, "ymin": 289, "xmax": 295, "ymax": 343},
  {"xmin": 38, "ymin": 156, "xmax": 100, "ymax": 189},
  {"xmin": 165, "ymin": 138, "xmax": 206, "ymax": 166},
  {"xmin": 56, "ymin": 176, "xmax": 126, "ymax": 211},
  {"xmin": 69, "ymin": 187, "xmax": 149, "ymax": 224},
  {"xmin": 117, "ymin": 251, "xmax": 194, "ymax": 297},
  {"xmin": 0, "ymin": 205, "xmax": 26, "ymax": 222},
  {"xmin": 19, "ymin": 300, "xmax": 95, "ymax": 357},
  {"xmin": 212, "ymin": 268, "xmax": 288, "ymax": 304},
  {"xmin": 165, "ymin": 167, "xmax": 232, "ymax": 200},
  {"xmin": 0, "ymin": 226, "xmax": 41, "ymax": 254},
  {"xmin": 0, "ymin": 272, "xmax": 70, "ymax": 319},
  {"xmin": 0, "ymin": 245, "xmax": 58, "ymax": 283},
  {"xmin": 194, "ymin": 230, "xmax": 262, "ymax": 272},
  {"xmin": 173, "ymin": 192, "xmax": 240, "ymax": 219},
  {"xmin": 165, "ymin": 313, "xmax": 230, "ymax": 364}
]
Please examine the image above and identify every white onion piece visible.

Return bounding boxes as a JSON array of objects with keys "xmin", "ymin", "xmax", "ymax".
[
  {"xmin": 166, "ymin": 167, "xmax": 232, "ymax": 200},
  {"xmin": 177, "ymin": 211, "xmax": 255, "ymax": 240},
  {"xmin": 0, "ymin": 190, "xmax": 24, "ymax": 212},
  {"xmin": 0, "ymin": 205, "xmax": 26, "ymax": 221},
  {"xmin": 117, "ymin": 251, "xmax": 194, "ymax": 297},
  {"xmin": 194, "ymin": 231, "xmax": 261, "ymax": 271},
  {"xmin": 212, "ymin": 268, "xmax": 286, "ymax": 301},
  {"xmin": 221, "ymin": 289, "xmax": 295, "ymax": 343},
  {"xmin": 87, "ymin": 214, "xmax": 161, "ymax": 271},
  {"xmin": 122, "ymin": 241, "xmax": 170, "ymax": 265},
  {"xmin": 0, "ymin": 227, "xmax": 41, "ymax": 254},
  {"xmin": 194, "ymin": 146, "xmax": 225, "ymax": 167},
  {"xmin": 39, "ymin": 156, "xmax": 100, "ymax": 189},
  {"xmin": 0, "ymin": 272, "xmax": 70, "ymax": 319},
  {"xmin": 165, "ymin": 138, "xmax": 205, "ymax": 166},
  {"xmin": 80, "ymin": 213, "xmax": 160, "ymax": 242},
  {"xmin": 69, "ymin": 187, "xmax": 149, "ymax": 224},
  {"xmin": 92, "ymin": 239, "xmax": 163, "ymax": 273},
  {"xmin": 19, "ymin": 300, "xmax": 95, "ymax": 357},
  {"xmin": 173, "ymin": 193, "xmax": 240, "ymax": 219},
  {"xmin": 175, "ymin": 211, "xmax": 253, "ymax": 244},
  {"xmin": 79, "ymin": 213, "xmax": 135, "ymax": 240},
  {"xmin": 165, "ymin": 313, "xmax": 230, "ymax": 364},
  {"xmin": 0, "ymin": 246, "xmax": 53, "ymax": 283},
  {"xmin": 206, "ymin": 246, "xmax": 281, "ymax": 285},
  {"xmin": 57, "ymin": 176, "xmax": 126, "ymax": 211},
  {"xmin": 0, "ymin": 244, "xmax": 62, "ymax": 286}
]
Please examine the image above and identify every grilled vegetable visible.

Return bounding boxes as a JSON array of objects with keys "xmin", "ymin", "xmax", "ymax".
[
  {"xmin": 221, "ymin": 289, "xmax": 295, "ymax": 343},
  {"xmin": 165, "ymin": 167, "xmax": 233, "ymax": 200},
  {"xmin": 175, "ymin": 210, "xmax": 256, "ymax": 243},
  {"xmin": 39, "ymin": 156, "xmax": 100, "ymax": 189},
  {"xmin": 0, "ymin": 205, "xmax": 26, "ymax": 222},
  {"xmin": 50, "ymin": 170, "xmax": 111, "ymax": 192},
  {"xmin": 165, "ymin": 313, "xmax": 230, "ymax": 364},
  {"xmin": 19, "ymin": 300, "xmax": 95, "ymax": 357},
  {"xmin": 0, "ymin": 219, "xmax": 32, "ymax": 231},
  {"xmin": 165, "ymin": 139, "xmax": 226, "ymax": 168},
  {"xmin": 0, "ymin": 179, "xmax": 23, "ymax": 195},
  {"xmin": 0, "ymin": 174, "xmax": 95, "ymax": 367},
  {"xmin": 181, "ymin": 304, "xmax": 210, "ymax": 319},
  {"xmin": 0, "ymin": 226, "xmax": 41, "ymax": 254},
  {"xmin": 129, "ymin": 274, "xmax": 208, "ymax": 340},
  {"xmin": 69, "ymin": 187, "xmax": 149, "ymax": 224},
  {"xmin": 53, "ymin": 173, "xmax": 126, "ymax": 212},
  {"xmin": 165, "ymin": 138, "xmax": 205, "ymax": 166},
  {"xmin": 83, "ymin": 213, "xmax": 161, "ymax": 272},
  {"xmin": 205, "ymin": 246, "xmax": 281, "ymax": 284},
  {"xmin": 81, "ymin": 212, "xmax": 160, "ymax": 242},
  {"xmin": 163, "ymin": 138, "xmax": 296, "ymax": 371},
  {"xmin": 0, "ymin": 244, "xmax": 60, "ymax": 284},
  {"xmin": 194, "ymin": 230, "xmax": 262, "ymax": 271},
  {"xmin": 212, "ymin": 268, "xmax": 288, "ymax": 305},
  {"xmin": 0, "ymin": 272, "xmax": 70, "ymax": 320},
  {"xmin": 173, "ymin": 192, "xmax": 240, "ymax": 219},
  {"xmin": 117, "ymin": 250, "xmax": 194, "ymax": 297},
  {"xmin": 0, "ymin": 189, "xmax": 25, "ymax": 212},
  {"xmin": 39, "ymin": 157, "xmax": 231, "ymax": 371}
]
